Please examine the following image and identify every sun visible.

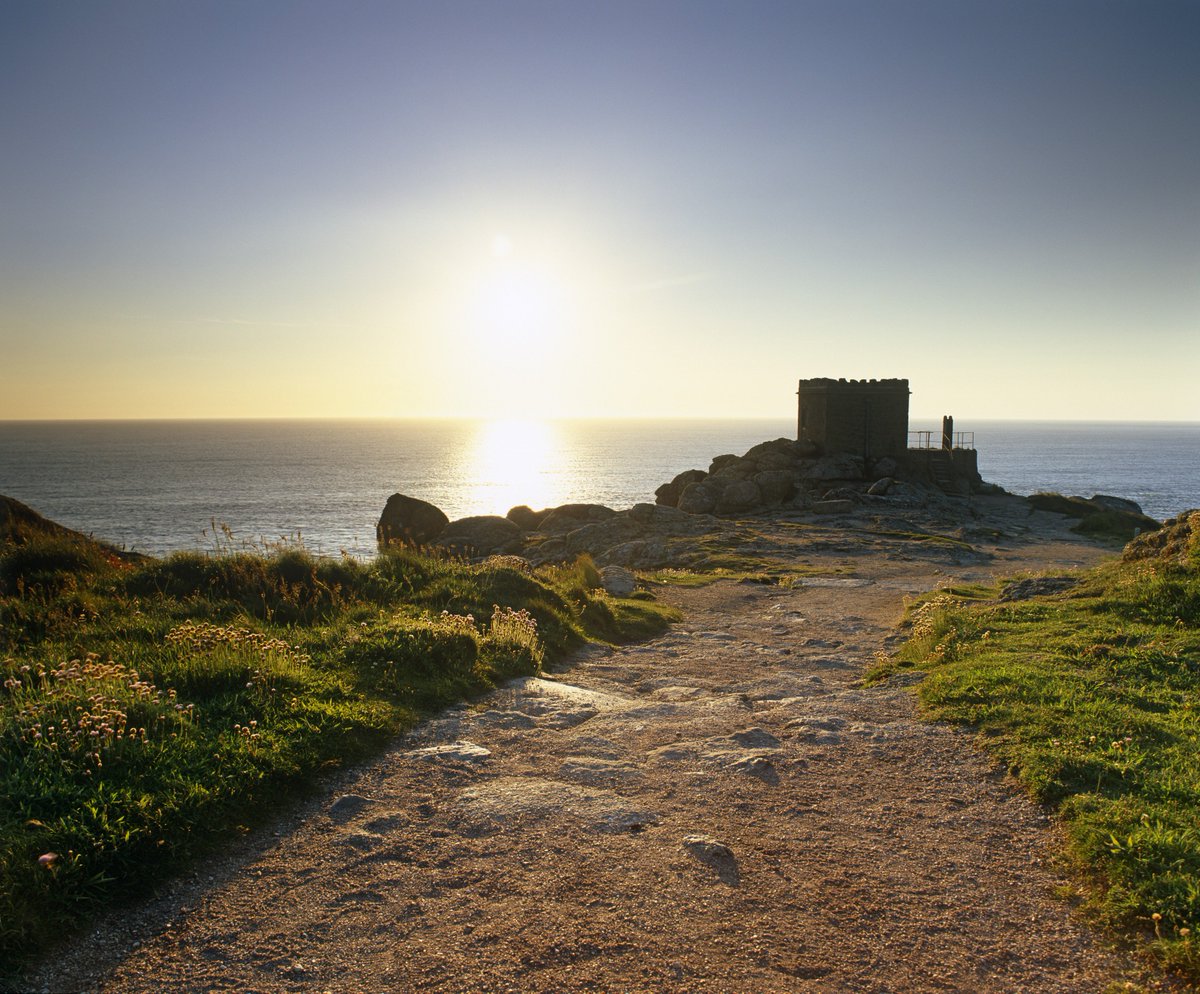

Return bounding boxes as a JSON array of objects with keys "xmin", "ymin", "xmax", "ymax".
[
  {"xmin": 438, "ymin": 230, "xmax": 587, "ymax": 417},
  {"xmin": 469, "ymin": 238, "xmax": 567, "ymax": 352}
]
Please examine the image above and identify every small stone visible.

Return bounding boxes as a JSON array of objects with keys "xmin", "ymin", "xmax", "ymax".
[
  {"xmin": 328, "ymin": 795, "xmax": 375, "ymax": 821},
  {"xmin": 682, "ymin": 834, "xmax": 734, "ymax": 860}
]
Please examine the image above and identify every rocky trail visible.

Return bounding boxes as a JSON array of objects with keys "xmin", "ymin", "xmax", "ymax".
[{"xmin": 29, "ymin": 498, "xmax": 1169, "ymax": 993}]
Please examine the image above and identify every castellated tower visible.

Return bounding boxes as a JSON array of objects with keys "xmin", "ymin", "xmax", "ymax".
[{"xmin": 796, "ymin": 378, "xmax": 911, "ymax": 459}]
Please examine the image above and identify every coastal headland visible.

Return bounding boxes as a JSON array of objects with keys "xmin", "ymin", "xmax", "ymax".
[{"xmin": 4, "ymin": 445, "xmax": 1194, "ymax": 992}]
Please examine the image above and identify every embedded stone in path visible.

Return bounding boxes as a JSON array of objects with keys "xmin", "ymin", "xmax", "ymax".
[
  {"xmin": 456, "ymin": 777, "xmax": 658, "ymax": 834},
  {"xmin": 682, "ymin": 834, "xmax": 740, "ymax": 885},
  {"xmin": 505, "ymin": 675, "xmax": 630, "ymax": 707},
  {"xmin": 328, "ymin": 794, "xmax": 376, "ymax": 822},
  {"xmin": 558, "ymin": 757, "xmax": 642, "ymax": 785},
  {"xmin": 404, "ymin": 741, "xmax": 492, "ymax": 763}
]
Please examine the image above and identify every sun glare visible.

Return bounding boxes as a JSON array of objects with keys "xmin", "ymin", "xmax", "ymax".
[
  {"xmin": 472, "ymin": 261, "xmax": 564, "ymax": 350},
  {"xmin": 439, "ymin": 230, "xmax": 591, "ymax": 418},
  {"xmin": 463, "ymin": 418, "xmax": 564, "ymax": 514}
]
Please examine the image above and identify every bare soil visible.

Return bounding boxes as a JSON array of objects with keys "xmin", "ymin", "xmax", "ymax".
[{"xmin": 26, "ymin": 496, "xmax": 1181, "ymax": 993}]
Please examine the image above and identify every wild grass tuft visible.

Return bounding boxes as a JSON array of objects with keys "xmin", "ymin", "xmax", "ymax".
[
  {"xmin": 0, "ymin": 533, "xmax": 673, "ymax": 978},
  {"xmin": 872, "ymin": 553, "xmax": 1200, "ymax": 979}
]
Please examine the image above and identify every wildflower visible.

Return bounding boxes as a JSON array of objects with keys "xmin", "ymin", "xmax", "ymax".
[
  {"xmin": 1181, "ymin": 928, "xmax": 1192, "ymax": 937},
  {"xmin": 37, "ymin": 853, "xmax": 57, "ymax": 868}
]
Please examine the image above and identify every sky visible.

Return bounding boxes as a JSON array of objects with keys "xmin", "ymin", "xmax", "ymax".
[{"xmin": 1, "ymin": 0, "xmax": 1197, "ymax": 422}]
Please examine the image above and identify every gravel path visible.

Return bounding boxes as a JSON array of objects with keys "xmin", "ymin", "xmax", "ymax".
[{"xmin": 28, "ymin": 498, "xmax": 1174, "ymax": 993}]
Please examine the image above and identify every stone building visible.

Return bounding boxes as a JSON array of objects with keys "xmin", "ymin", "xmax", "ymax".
[{"xmin": 796, "ymin": 377, "xmax": 911, "ymax": 460}]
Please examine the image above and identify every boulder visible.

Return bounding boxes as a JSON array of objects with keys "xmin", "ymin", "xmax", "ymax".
[
  {"xmin": 794, "ymin": 438, "xmax": 819, "ymax": 459},
  {"xmin": 708, "ymin": 453, "xmax": 741, "ymax": 474},
  {"xmin": 743, "ymin": 438, "xmax": 799, "ymax": 471},
  {"xmin": 564, "ymin": 517, "xmax": 641, "ymax": 556},
  {"xmin": 871, "ymin": 456, "xmax": 899, "ymax": 479},
  {"xmin": 527, "ymin": 536, "xmax": 567, "ymax": 563},
  {"xmin": 867, "ymin": 477, "xmax": 893, "ymax": 496},
  {"xmin": 506, "ymin": 505, "xmax": 548, "ymax": 531},
  {"xmin": 436, "ymin": 516, "xmax": 522, "ymax": 557},
  {"xmin": 802, "ymin": 453, "xmax": 865, "ymax": 482},
  {"xmin": 625, "ymin": 502, "xmax": 708, "ymax": 531},
  {"xmin": 596, "ymin": 539, "xmax": 669, "ymax": 569},
  {"xmin": 654, "ymin": 469, "xmax": 708, "ymax": 508},
  {"xmin": 677, "ymin": 483, "xmax": 717, "ymax": 515},
  {"xmin": 599, "ymin": 566, "xmax": 637, "ymax": 596},
  {"xmin": 753, "ymin": 470, "xmax": 795, "ymax": 505},
  {"xmin": 716, "ymin": 479, "xmax": 763, "ymax": 514},
  {"xmin": 537, "ymin": 504, "xmax": 617, "ymax": 534},
  {"xmin": 1089, "ymin": 494, "xmax": 1144, "ymax": 515},
  {"xmin": 716, "ymin": 457, "xmax": 756, "ymax": 479},
  {"xmin": 377, "ymin": 493, "xmax": 450, "ymax": 548}
]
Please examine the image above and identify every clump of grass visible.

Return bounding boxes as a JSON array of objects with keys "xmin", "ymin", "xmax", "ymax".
[
  {"xmin": 873, "ymin": 550, "xmax": 1200, "ymax": 979},
  {"xmin": 0, "ymin": 532, "xmax": 675, "ymax": 978}
]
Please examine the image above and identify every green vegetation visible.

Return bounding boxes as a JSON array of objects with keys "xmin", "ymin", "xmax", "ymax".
[
  {"xmin": 871, "ymin": 513, "xmax": 1200, "ymax": 979},
  {"xmin": 0, "ymin": 530, "xmax": 676, "ymax": 974}
]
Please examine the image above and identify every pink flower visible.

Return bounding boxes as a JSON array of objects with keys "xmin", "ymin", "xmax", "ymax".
[{"xmin": 37, "ymin": 852, "xmax": 58, "ymax": 868}]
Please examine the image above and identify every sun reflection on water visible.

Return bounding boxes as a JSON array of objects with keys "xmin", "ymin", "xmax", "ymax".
[{"xmin": 462, "ymin": 419, "xmax": 566, "ymax": 515}]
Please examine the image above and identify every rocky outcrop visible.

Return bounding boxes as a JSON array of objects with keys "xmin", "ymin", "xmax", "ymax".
[
  {"xmin": 526, "ymin": 502, "xmax": 723, "ymax": 569},
  {"xmin": 1027, "ymin": 492, "xmax": 1160, "ymax": 542},
  {"xmin": 377, "ymin": 493, "xmax": 450, "ymax": 548},
  {"xmin": 652, "ymin": 438, "xmax": 878, "ymax": 519},
  {"xmin": 436, "ymin": 516, "xmax": 523, "ymax": 557},
  {"xmin": 0, "ymin": 494, "xmax": 148, "ymax": 563},
  {"xmin": 1123, "ymin": 510, "xmax": 1199, "ymax": 565},
  {"xmin": 536, "ymin": 504, "xmax": 617, "ymax": 534}
]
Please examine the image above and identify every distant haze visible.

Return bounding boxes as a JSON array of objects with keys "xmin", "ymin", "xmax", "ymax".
[{"xmin": 2, "ymin": 1, "xmax": 1197, "ymax": 421}]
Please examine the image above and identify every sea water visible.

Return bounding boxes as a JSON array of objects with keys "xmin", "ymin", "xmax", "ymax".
[{"xmin": 1, "ymin": 418, "xmax": 1197, "ymax": 558}]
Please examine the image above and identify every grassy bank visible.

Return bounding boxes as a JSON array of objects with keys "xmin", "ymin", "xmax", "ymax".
[
  {"xmin": 871, "ymin": 512, "xmax": 1200, "ymax": 980},
  {"xmin": 0, "ymin": 530, "xmax": 676, "ymax": 974}
]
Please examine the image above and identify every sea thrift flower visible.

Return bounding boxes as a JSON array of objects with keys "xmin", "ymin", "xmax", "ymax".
[{"xmin": 37, "ymin": 853, "xmax": 57, "ymax": 868}]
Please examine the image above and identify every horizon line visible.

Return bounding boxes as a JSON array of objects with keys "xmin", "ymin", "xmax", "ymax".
[{"xmin": 3, "ymin": 415, "xmax": 1199, "ymax": 426}]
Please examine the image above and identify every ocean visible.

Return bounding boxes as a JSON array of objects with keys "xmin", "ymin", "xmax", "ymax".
[{"xmin": 1, "ymin": 418, "xmax": 1197, "ymax": 558}]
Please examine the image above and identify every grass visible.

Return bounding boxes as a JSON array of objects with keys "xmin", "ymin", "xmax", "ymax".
[
  {"xmin": 869, "ymin": 517, "xmax": 1200, "ymax": 979},
  {"xmin": 0, "ymin": 534, "xmax": 677, "ymax": 977}
]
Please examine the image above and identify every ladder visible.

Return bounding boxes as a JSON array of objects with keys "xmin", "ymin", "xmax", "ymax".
[{"xmin": 928, "ymin": 450, "xmax": 957, "ymax": 493}]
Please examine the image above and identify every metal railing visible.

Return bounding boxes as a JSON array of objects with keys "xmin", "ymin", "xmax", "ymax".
[{"xmin": 908, "ymin": 430, "xmax": 974, "ymax": 450}]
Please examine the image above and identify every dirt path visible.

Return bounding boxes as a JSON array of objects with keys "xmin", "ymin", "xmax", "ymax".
[{"xmin": 30, "ymin": 498, "xmax": 1169, "ymax": 993}]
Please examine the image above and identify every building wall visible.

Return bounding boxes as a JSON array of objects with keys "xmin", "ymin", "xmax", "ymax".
[{"xmin": 796, "ymin": 378, "xmax": 910, "ymax": 459}]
